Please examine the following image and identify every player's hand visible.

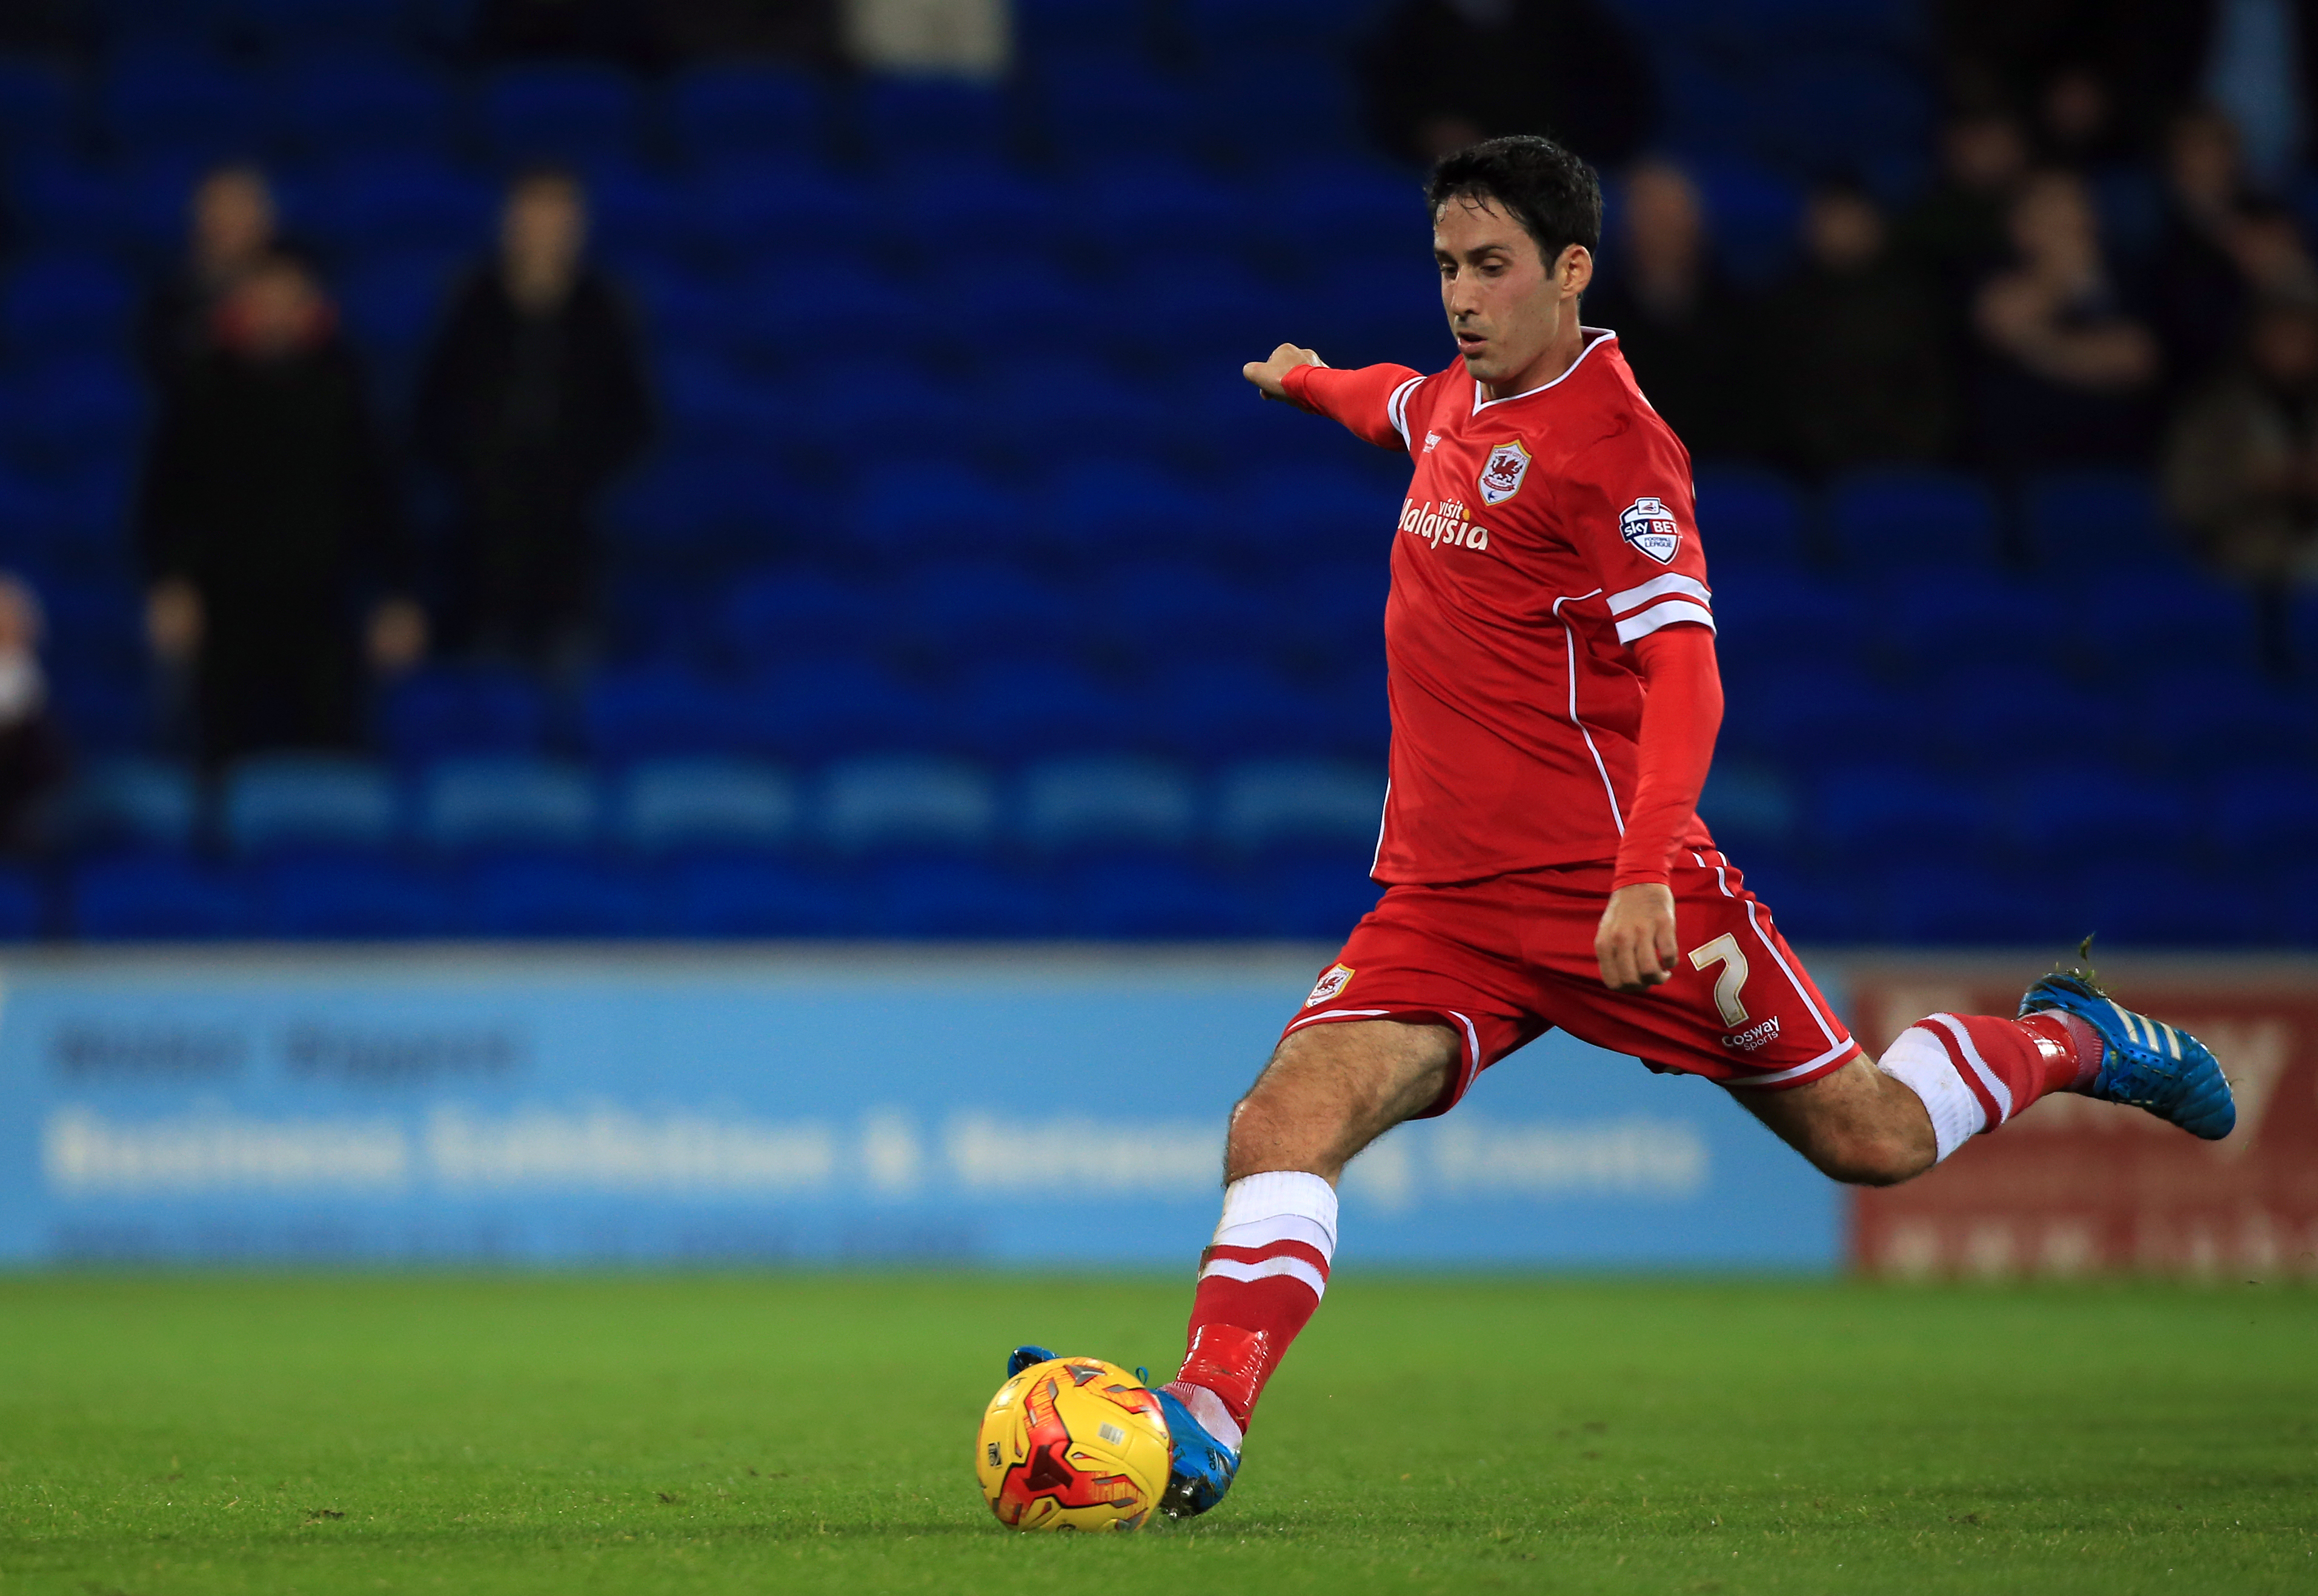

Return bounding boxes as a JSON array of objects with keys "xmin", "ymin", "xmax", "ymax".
[
  {"xmin": 1243, "ymin": 343, "xmax": 1326, "ymax": 402},
  {"xmin": 1595, "ymin": 883, "xmax": 1678, "ymax": 995}
]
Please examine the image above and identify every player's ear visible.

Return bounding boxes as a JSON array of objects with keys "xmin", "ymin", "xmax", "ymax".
[{"xmin": 1555, "ymin": 244, "xmax": 1594, "ymax": 298}]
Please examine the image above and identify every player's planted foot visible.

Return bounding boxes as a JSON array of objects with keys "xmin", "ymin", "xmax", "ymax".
[
  {"xmin": 2019, "ymin": 942, "xmax": 2235, "ymax": 1139},
  {"xmin": 1152, "ymin": 1385, "xmax": 1241, "ymax": 1518}
]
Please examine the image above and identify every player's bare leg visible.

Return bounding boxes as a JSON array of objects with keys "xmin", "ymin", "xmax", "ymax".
[
  {"xmin": 1729, "ymin": 1056, "xmax": 1936, "ymax": 1186},
  {"xmin": 1223, "ymin": 1018, "xmax": 1458, "ymax": 1182}
]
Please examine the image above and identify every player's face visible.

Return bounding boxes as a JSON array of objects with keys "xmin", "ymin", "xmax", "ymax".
[{"xmin": 1433, "ymin": 196, "xmax": 1592, "ymax": 395}]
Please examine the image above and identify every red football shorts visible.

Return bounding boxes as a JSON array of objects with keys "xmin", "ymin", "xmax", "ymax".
[{"xmin": 1283, "ymin": 848, "xmax": 1862, "ymax": 1116}]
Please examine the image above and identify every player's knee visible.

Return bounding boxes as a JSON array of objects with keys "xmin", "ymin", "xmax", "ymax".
[{"xmin": 1810, "ymin": 1126, "xmax": 1927, "ymax": 1188}]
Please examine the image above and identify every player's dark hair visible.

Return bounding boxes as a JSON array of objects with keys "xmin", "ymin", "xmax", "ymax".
[{"xmin": 1426, "ymin": 135, "xmax": 1602, "ymax": 267}]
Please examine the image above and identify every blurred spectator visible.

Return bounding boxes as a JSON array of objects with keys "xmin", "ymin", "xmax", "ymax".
[
  {"xmin": 1898, "ymin": 107, "xmax": 2031, "ymax": 325},
  {"xmin": 843, "ymin": 0, "xmax": 1005, "ymax": 76},
  {"xmin": 2036, "ymin": 63, "xmax": 2133, "ymax": 168},
  {"xmin": 2150, "ymin": 108, "xmax": 2318, "ymax": 387},
  {"xmin": 1762, "ymin": 183, "xmax": 1953, "ymax": 476},
  {"xmin": 138, "ymin": 256, "xmax": 421, "ymax": 768},
  {"xmin": 0, "ymin": 576, "xmax": 68, "ymax": 856},
  {"xmin": 1971, "ymin": 169, "xmax": 2162, "ymax": 468},
  {"xmin": 414, "ymin": 170, "xmax": 652, "ymax": 673},
  {"xmin": 1357, "ymin": 0, "xmax": 1655, "ymax": 168},
  {"xmin": 2164, "ymin": 291, "xmax": 2318, "ymax": 667},
  {"xmin": 136, "ymin": 165, "xmax": 277, "ymax": 395},
  {"xmin": 1584, "ymin": 161, "xmax": 1748, "ymax": 459}
]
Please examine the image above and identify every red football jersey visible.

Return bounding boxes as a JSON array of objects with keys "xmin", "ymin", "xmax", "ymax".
[{"xmin": 1287, "ymin": 330, "xmax": 1719, "ymax": 885}]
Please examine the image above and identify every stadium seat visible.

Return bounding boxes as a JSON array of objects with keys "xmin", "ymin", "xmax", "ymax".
[
  {"xmin": 1880, "ymin": 572, "xmax": 2060, "ymax": 676},
  {"xmin": 0, "ymin": 58, "xmax": 73, "ymax": 153},
  {"xmin": 2082, "ymin": 862, "xmax": 2268, "ymax": 948},
  {"xmin": 862, "ymin": 76, "xmax": 1011, "ymax": 162},
  {"xmin": 1, "ymin": 254, "xmax": 139, "ymax": 359},
  {"xmin": 722, "ymin": 567, "xmax": 882, "ymax": 671},
  {"xmin": 381, "ymin": 668, "xmax": 550, "ymax": 765},
  {"xmin": 59, "ymin": 758, "xmax": 200, "ymax": 853},
  {"xmin": 1027, "ymin": 459, "xmax": 1215, "ymax": 567},
  {"xmin": 2010, "ymin": 763, "xmax": 2195, "ymax": 864},
  {"xmin": 614, "ymin": 757, "xmax": 799, "ymax": 854},
  {"xmin": 929, "ymin": 255, "xmax": 1104, "ymax": 361},
  {"xmin": 262, "ymin": 855, "xmax": 453, "ymax": 938},
  {"xmin": 858, "ymin": 857, "xmax": 1053, "ymax": 936},
  {"xmin": 1226, "ymin": 467, "xmax": 1401, "ymax": 568},
  {"xmin": 0, "ymin": 868, "xmax": 43, "ymax": 939},
  {"xmin": 1826, "ymin": 468, "xmax": 2002, "ymax": 570},
  {"xmin": 463, "ymin": 855, "xmax": 654, "ymax": 937},
  {"xmin": 1695, "ymin": 761, "xmax": 1797, "ymax": 855},
  {"xmin": 582, "ymin": 665, "xmax": 754, "ymax": 764},
  {"xmin": 1068, "ymin": 856, "xmax": 1250, "ymax": 936},
  {"xmin": 1882, "ymin": 862, "xmax": 2084, "ymax": 947},
  {"xmin": 220, "ymin": 755, "xmax": 397, "ymax": 855},
  {"xmin": 73, "ymin": 855, "xmax": 253, "ymax": 939},
  {"xmin": 950, "ymin": 659, "xmax": 1138, "ymax": 762},
  {"xmin": 662, "ymin": 854, "xmax": 854, "ymax": 936},
  {"xmin": 974, "ymin": 357, "xmax": 1169, "ymax": 457},
  {"xmin": 1930, "ymin": 664, "xmax": 2128, "ymax": 765},
  {"xmin": 671, "ymin": 64, "xmax": 826, "ymax": 163},
  {"xmin": 1249, "ymin": 856, "xmax": 1383, "ymax": 939},
  {"xmin": 2140, "ymin": 668, "xmax": 2317, "ymax": 770},
  {"xmin": 1014, "ymin": 754, "xmax": 1198, "ymax": 855},
  {"xmin": 1015, "ymin": 0, "xmax": 1147, "ymax": 49},
  {"xmin": 2075, "ymin": 569, "xmax": 2256, "ymax": 674},
  {"xmin": 1270, "ymin": 557, "xmax": 1387, "ymax": 670},
  {"xmin": 739, "ymin": 262, "xmax": 935, "ymax": 365},
  {"xmin": 2211, "ymin": 767, "xmax": 2318, "ymax": 862},
  {"xmin": 1813, "ymin": 763, "xmax": 2002, "ymax": 863},
  {"xmin": 1145, "ymin": 659, "xmax": 1324, "ymax": 761},
  {"xmin": 1725, "ymin": 669, "xmax": 1921, "ymax": 765},
  {"xmin": 1092, "ymin": 559, "xmax": 1267, "ymax": 665},
  {"xmin": 1084, "ymin": 158, "xmax": 1249, "ymax": 254},
  {"xmin": 1692, "ymin": 467, "xmax": 1811, "ymax": 567},
  {"xmin": 1040, "ymin": 58, "xmax": 1195, "ymax": 158},
  {"xmin": 754, "ymin": 659, "xmax": 941, "ymax": 760},
  {"xmin": 2021, "ymin": 468, "xmax": 2183, "ymax": 570},
  {"xmin": 816, "ymin": 754, "xmax": 997, "ymax": 855},
  {"xmin": 416, "ymin": 758, "xmax": 599, "ymax": 853},
  {"xmin": 99, "ymin": 50, "xmax": 262, "ymax": 159},
  {"xmin": 1212, "ymin": 758, "xmax": 1386, "ymax": 856},
  {"xmin": 1686, "ymin": 156, "xmax": 1807, "ymax": 288},
  {"xmin": 888, "ymin": 159, "xmax": 1066, "ymax": 256},
  {"xmin": 0, "ymin": 357, "xmax": 143, "ymax": 467},
  {"xmin": 480, "ymin": 64, "xmax": 643, "ymax": 166},
  {"xmin": 291, "ymin": 154, "xmax": 496, "ymax": 257},
  {"xmin": 849, "ymin": 462, "xmax": 1029, "ymax": 565},
  {"xmin": 696, "ymin": 161, "xmax": 875, "ymax": 264},
  {"xmin": 893, "ymin": 560, "xmax": 1077, "ymax": 665},
  {"xmin": 271, "ymin": 52, "xmax": 455, "ymax": 158}
]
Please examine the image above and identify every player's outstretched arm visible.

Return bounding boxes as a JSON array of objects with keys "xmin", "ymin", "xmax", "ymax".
[{"xmin": 1242, "ymin": 343, "xmax": 1326, "ymax": 402}]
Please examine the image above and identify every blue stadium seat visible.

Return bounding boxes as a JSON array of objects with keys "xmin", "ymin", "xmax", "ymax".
[
  {"xmin": 1881, "ymin": 862, "xmax": 2087, "ymax": 946},
  {"xmin": 1183, "ymin": 0, "xmax": 1361, "ymax": 50},
  {"xmin": 2076, "ymin": 570, "xmax": 2256, "ymax": 674},
  {"xmin": 1827, "ymin": 468, "xmax": 2002, "ymax": 569},
  {"xmin": 626, "ymin": 371, "xmax": 790, "ymax": 485},
  {"xmin": 2211, "ymin": 767, "xmax": 2318, "ymax": 862},
  {"xmin": 1195, "ymin": 55, "xmax": 1358, "ymax": 158},
  {"xmin": 1881, "ymin": 571, "xmax": 2058, "ymax": 674},
  {"xmin": 951, "ymin": 658, "xmax": 1137, "ymax": 761},
  {"xmin": 662, "ymin": 854, "xmax": 854, "ymax": 935},
  {"xmin": 237, "ymin": 0, "xmax": 410, "ymax": 45},
  {"xmin": 463, "ymin": 855, "xmax": 654, "ymax": 937},
  {"xmin": 1041, "ymin": 58, "xmax": 1195, "ymax": 157},
  {"xmin": 617, "ymin": 259, "xmax": 736, "ymax": 352},
  {"xmin": 1230, "ymin": 467, "xmax": 1400, "ymax": 565},
  {"xmin": 480, "ymin": 64, "xmax": 643, "ymax": 165},
  {"xmin": 817, "ymin": 754, "xmax": 997, "ymax": 855},
  {"xmin": 0, "ymin": 58, "xmax": 74, "ymax": 153},
  {"xmin": 582, "ymin": 665, "xmax": 753, "ymax": 763},
  {"xmin": 1015, "ymin": 0, "xmax": 1146, "ymax": 48},
  {"xmin": 1729, "ymin": 856, "xmax": 1876, "ymax": 945},
  {"xmin": 262, "ymin": 856, "xmax": 453, "ymax": 938},
  {"xmin": 2082, "ymin": 862, "xmax": 2268, "ymax": 948},
  {"xmin": 739, "ymin": 262, "xmax": 934, "ymax": 364},
  {"xmin": 722, "ymin": 567, "xmax": 882, "ymax": 671},
  {"xmin": 0, "ymin": 867, "xmax": 42, "ymax": 939},
  {"xmin": 294, "ymin": 155, "xmax": 495, "ymax": 256},
  {"xmin": 1692, "ymin": 467, "xmax": 1810, "ymax": 567},
  {"xmin": 930, "ymin": 255, "xmax": 1103, "ymax": 359},
  {"xmin": 862, "ymin": 76, "xmax": 1010, "ymax": 161},
  {"xmin": 974, "ymin": 357, "xmax": 1167, "ymax": 455},
  {"xmin": 1068, "ymin": 856, "xmax": 1250, "ymax": 936},
  {"xmin": 0, "ymin": 357, "xmax": 142, "ymax": 465},
  {"xmin": 2021, "ymin": 468, "xmax": 2182, "ymax": 570},
  {"xmin": 221, "ymin": 755, "xmax": 397, "ymax": 854},
  {"xmin": 754, "ymin": 659, "xmax": 941, "ymax": 760},
  {"xmin": 0, "ymin": 254, "xmax": 134, "ymax": 359},
  {"xmin": 696, "ymin": 160, "xmax": 875, "ymax": 262},
  {"xmin": 1014, "ymin": 754, "xmax": 1198, "ymax": 855},
  {"xmin": 889, "ymin": 161, "xmax": 1064, "ymax": 255},
  {"xmin": 1270, "ymin": 557, "xmax": 1386, "ymax": 668},
  {"xmin": 1146, "ymin": 659, "xmax": 1323, "ymax": 760},
  {"xmin": 46, "ymin": 677, "xmax": 155, "ymax": 762},
  {"xmin": 1106, "ymin": 259, "xmax": 1273, "ymax": 367},
  {"xmin": 1725, "ymin": 670, "xmax": 1921, "ymax": 765},
  {"xmin": 1686, "ymin": 156, "xmax": 1807, "ymax": 289},
  {"xmin": 1930, "ymin": 665, "xmax": 2128, "ymax": 765},
  {"xmin": 73, "ymin": 856, "xmax": 253, "ymax": 939},
  {"xmin": 1696, "ymin": 761, "xmax": 1798, "ymax": 857},
  {"xmin": 2140, "ymin": 668, "xmax": 2317, "ymax": 769},
  {"xmin": 1084, "ymin": 158, "xmax": 1250, "ymax": 253},
  {"xmin": 2011, "ymin": 763, "xmax": 2194, "ymax": 864},
  {"xmin": 894, "ymin": 560, "xmax": 1076, "ymax": 664},
  {"xmin": 1814, "ymin": 763, "xmax": 2002, "ymax": 863},
  {"xmin": 99, "ymin": 50, "xmax": 261, "ymax": 159},
  {"xmin": 381, "ymin": 667, "xmax": 549, "ymax": 765},
  {"xmin": 60, "ymin": 758, "xmax": 199, "ymax": 853},
  {"xmin": 272, "ymin": 52, "xmax": 455, "ymax": 158},
  {"xmin": 336, "ymin": 251, "xmax": 463, "ymax": 374},
  {"xmin": 671, "ymin": 64, "xmax": 826, "ymax": 162},
  {"xmin": 1212, "ymin": 757, "xmax": 1386, "ymax": 856},
  {"xmin": 858, "ymin": 857, "xmax": 1053, "ymax": 937},
  {"xmin": 800, "ymin": 367, "xmax": 971, "ymax": 462},
  {"xmin": 1028, "ymin": 458, "xmax": 1215, "ymax": 565},
  {"xmin": 417, "ymin": 758, "xmax": 599, "ymax": 853},
  {"xmin": 1250, "ymin": 856, "xmax": 1382, "ymax": 939},
  {"xmin": 1092, "ymin": 559, "xmax": 1266, "ymax": 665},
  {"xmin": 2279, "ymin": 862, "xmax": 2318, "ymax": 946},
  {"xmin": 614, "ymin": 757, "xmax": 799, "ymax": 854},
  {"xmin": 850, "ymin": 462, "xmax": 1028, "ymax": 564}
]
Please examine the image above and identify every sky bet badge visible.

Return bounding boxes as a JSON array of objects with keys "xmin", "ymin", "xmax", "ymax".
[
  {"xmin": 1619, "ymin": 496, "xmax": 1681, "ymax": 563},
  {"xmin": 1478, "ymin": 439, "xmax": 1530, "ymax": 505}
]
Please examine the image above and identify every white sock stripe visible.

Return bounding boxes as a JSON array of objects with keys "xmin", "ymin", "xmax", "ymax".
[
  {"xmin": 1876, "ymin": 1025, "xmax": 1989, "ymax": 1163},
  {"xmin": 1926, "ymin": 1012, "xmax": 2014, "ymax": 1123},
  {"xmin": 1212, "ymin": 1213, "xmax": 1335, "ymax": 1259},
  {"xmin": 1198, "ymin": 1254, "xmax": 1329, "ymax": 1301},
  {"xmin": 1215, "ymin": 1171, "xmax": 1339, "ymax": 1252}
]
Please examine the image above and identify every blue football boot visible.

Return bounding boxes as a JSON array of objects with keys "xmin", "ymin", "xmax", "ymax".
[
  {"xmin": 2018, "ymin": 940, "xmax": 2235, "ymax": 1139},
  {"xmin": 1002, "ymin": 1346, "xmax": 1240, "ymax": 1518}
]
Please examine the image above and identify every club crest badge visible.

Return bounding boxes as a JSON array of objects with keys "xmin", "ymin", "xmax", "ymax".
[
  {"xmin": 1619, "ymin": 496, "xmax": 1682, "ymax": 563},
  {"xmin": 1304, "ymin": 963, "xmax": 1355, "ymax": 1008},
  {"xmin": 1478, "ymin": 440, "xmax": 1530, "ymax": 505}
]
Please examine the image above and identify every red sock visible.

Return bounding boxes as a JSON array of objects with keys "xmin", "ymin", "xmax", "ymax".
[
  {"xmin": 1173, "ymin": 1171, "xmax": 1336, "ymax": 1434},
  {"xmin": 1927, "ymin": 1011, "xmax": 2103, "ymax": 1128}
]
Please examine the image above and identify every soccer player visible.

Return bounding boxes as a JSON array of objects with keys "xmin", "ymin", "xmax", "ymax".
[{"xmin": 1012, "ymin": 135, "xmax": 2236, "ymax": 1520}]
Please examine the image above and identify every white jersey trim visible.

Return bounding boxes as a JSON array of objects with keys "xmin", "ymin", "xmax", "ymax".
[
  {"xmin": 1386, "ymin": 375, "xmax": 1424, "ymax": 447},
  {"xmin": 1609, "ymin": 571, "xmax": 1713, "ymax": 616},
  {"xmin": 1613, "ymin": 598, "xmax": 1717, "ymax": 643},
  {"xmin": 1552, "ymin": 590, "xmax": 1624, "ymax": 836},
  {"xmin": 1471, "ymin": 328, "xmax": 1618, "ymax": 414}
]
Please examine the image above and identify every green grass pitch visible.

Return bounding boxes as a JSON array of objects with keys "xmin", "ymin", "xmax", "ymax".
[{"xmin": 2, "ymin": 1274, "xmax": 2311, "ymax": 1594}]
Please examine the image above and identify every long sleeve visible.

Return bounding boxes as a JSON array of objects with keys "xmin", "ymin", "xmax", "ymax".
[
  {"xmin": 1281, "ymin": 361, "xmax": 1424, "ymax": 451},
  {"xmin": 1611, "ymin": 623, "xmax": 1722, "ymax": 890}
]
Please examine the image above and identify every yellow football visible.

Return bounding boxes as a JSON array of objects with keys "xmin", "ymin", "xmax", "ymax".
[{"xmin": 975, "ymin": 1355, "xmax": 1171, "ymax": 1531}]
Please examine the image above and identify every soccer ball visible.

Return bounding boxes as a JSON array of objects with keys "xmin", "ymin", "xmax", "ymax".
[{"xmin": 975, "ymin": 1355, "xmax": 1171, "ymax": 1531}]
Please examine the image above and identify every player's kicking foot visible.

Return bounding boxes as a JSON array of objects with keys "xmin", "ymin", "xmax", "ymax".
[
  {"xmin": 1005, "ymin": 1345, "xmax": 1240, "ymax": 1519},
  {"xmin": 2019, "ymin": 943, "xmax": 2235, "ymax": 1139}
]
